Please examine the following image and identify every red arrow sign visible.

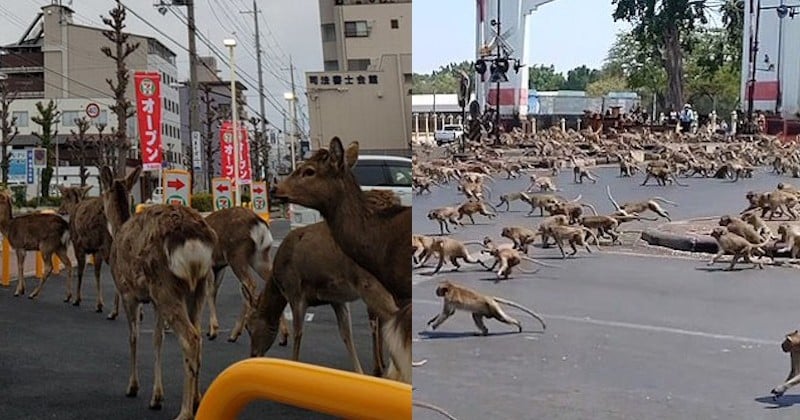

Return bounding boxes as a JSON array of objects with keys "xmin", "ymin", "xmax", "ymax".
[
  {"xmin": 216, "ymin": 184, "xmax": 229, "ymax": 193},
  {"xmin": 253, "ymin": 186, "xmax": 264, "ymax": 194},
  {"xmin": 167, "ymin": 179, "xmax": 185, "ymax": 190}
]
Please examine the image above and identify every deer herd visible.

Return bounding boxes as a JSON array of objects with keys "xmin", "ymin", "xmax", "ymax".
[{"xmin": 0, "ymin": 137, "xmax": 411, "ymax": 420}]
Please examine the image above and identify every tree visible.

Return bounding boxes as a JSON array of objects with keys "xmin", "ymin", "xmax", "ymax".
[
  {"xmin": 100, "ymin": 0, "xmax": 140, "ymax": 177},
  {"xmin": 0, "ymin": 80, "xmax": 18, "ymax": 186},
  {"xmin": 604, "ymin": 31, "xmax": 668, "ymax": 110},
  {"xmin": 412, "ymin": 60, "xmax": 473, "ymax": 94},
  {"xmin": 200, "ymin": 85, "xmax": 221, "ymax": 191},
  {"xmin": 94, "ymin": 123, "xmax": 115, "ymax": 170},
  {"xmin": 248, "ymin": 117, "xmax": 270, "ymax": 182},
  {"xmin": 31, "ymin": 100, "xmax": 60, "ymax": 198},
  {"xmin": 66, "ymin": 117, "xmax": 93, "ymax": 187},
  {"xmin": 562, "ymin": 65, "xmax": 601, "ymax": 91},
  {"xmin": 720, "ymin": 0, "xmax": 744, "ymax": 66},
  {"xmin": 684, "ymin": 27, "xmax": 740, "ymax": 116},
  {"xmin": 528, "ymin": 64, "xmax": 566, "ymax": 91},
  {"xmin": 586, "ymin": 75, "xmax": 629, "ymax": 97},
  {"xmin": 612, "ymin": 0, "xmax": 709, "ymax": 110}
]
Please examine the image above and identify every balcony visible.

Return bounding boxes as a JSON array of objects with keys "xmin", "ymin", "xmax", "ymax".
[{"xmin": 0, "ymin": 52, "xmax": 44, "ymax": 73}]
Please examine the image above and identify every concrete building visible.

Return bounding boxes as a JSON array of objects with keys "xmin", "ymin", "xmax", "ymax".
[
  {"xmin": 306, "ymin": 0, "xmax": 412, "ymax": 156},
  {"xmin": 0, "ymin": 2, "xmax": 184, "ymax": 192}
]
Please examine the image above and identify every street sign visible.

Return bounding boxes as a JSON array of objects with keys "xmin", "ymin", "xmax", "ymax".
[
  {"xmin": 32, "ymin": 148, "xmax": 46, "ymax": 168},
  {"xmin": 85, "ymin": 103, "xmax": 101, "ymax": 119},
  {"xmin": 251, "ymin": 181, "xmax": 269, "ymax": 215},
  {"xmin": 212, "ymin": 177, "xmax": 233, "ymax": 211},
  {"xmin": 191, "ymin": 131, "xmax": 202, "ymax": 170},
  {"xmin": 9, "ymin": 150, "xmax": 27, "ymax": 183},
  {"xmin": 163, "ymin": 169, "xmax": 191, "ymax": 206},
  {"xmin": 25, "ymin": 150, "xmax": 34, "ymax": 184}
]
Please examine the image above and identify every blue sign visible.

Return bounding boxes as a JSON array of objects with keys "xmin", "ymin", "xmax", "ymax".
[
  {"xmin": 8, "ymin": 150, "xmax": 27, "ymax": 183},
  {"xmin": 26, "ymin": 150, "xmax": 34, "ymax": 184}
]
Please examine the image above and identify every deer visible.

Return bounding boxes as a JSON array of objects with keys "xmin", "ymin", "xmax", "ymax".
[
  {"xmin": 246, "ymin": 220, "xmax": 395, "ymax": 376},
  {"xmin": 0, "ymin": 188, "xmax": 73, "ymax": 301},
  {"xmin": 101, "ymin": 166, "xmax": 217, "ymax": 420},
  {"xmin": 204, "ymin": 206, "xmax": 289, "ymax": 343},
  {"xmin": 274, "ymin": 137, "xmax": 412, "ymax": 383},
  {"xmin": 57, "ymin": 185, "xmax": 115, "ymax": 314}
]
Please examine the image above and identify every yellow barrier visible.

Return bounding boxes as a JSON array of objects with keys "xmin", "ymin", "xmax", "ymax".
[
  {"xmin": 195, "ymin": 358, "xmax": 412, "ymax": 420},
  {"xmin": 35, "ymin": 253, "xmax": 61, "ymax": 278}
]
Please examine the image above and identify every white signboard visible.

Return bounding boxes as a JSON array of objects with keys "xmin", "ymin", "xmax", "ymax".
[
  {"xmin": 191, "ymin": 131, "xmax": 202, "ymax": 170},
  {"xmin": 251, "ymin": 181, "xmax": 268, "ymax": 214},
  {"xmin": 163, "ymin": 169, "xmax": 191, "ymax": 206},
  {"xmin": 212, "ymin": 177, "xmax": 233, "ymax": 211}
]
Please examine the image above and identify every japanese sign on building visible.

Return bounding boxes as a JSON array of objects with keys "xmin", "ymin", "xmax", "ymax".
[
  {"xmin": 134, "ymin": 72, "xmax": 163, "ymax": 171},
  {"xmin": 219, "ymin": 121, "xmax": 252, "ymax": 185},
  {"xmin": 307, "ymin": 73, "xmax": 379, "ymax": 86}
]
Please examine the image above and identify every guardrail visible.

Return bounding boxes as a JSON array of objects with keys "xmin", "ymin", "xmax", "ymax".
[{"xmin": 195, "ymin": 358, "xmax": 412, "ymax": 420}]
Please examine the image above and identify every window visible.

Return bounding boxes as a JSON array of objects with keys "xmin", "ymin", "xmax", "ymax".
[
  {"xmin": 324, "ymin": 60, "xmax": 339, "ymax": 71},
  {"xmin": 62, "ymin": 111, "xmax": 81, "ymax": 127},
  {"xmin": 390, "ymin": 19, "xmax": 399, "ymax": 29},
  {"xmin": 321, "ymin": 23, "xmax": 336, "ymax": 42},
  {"xmin": 344, "ymin": 21, "xmax": 369, "ymax": 37},
  {"xmin": 386, "ymin": 163, "xmax": 411, "ymax": 187},
  {"xmin": 404, "ymin": 73, "xmax": 412, "ymax": 84},
  {"xmin": 351, "ymin": 162, "xmax": 387, "ymax": 187},
  {"xmin": 347, "ymin": 59, "xmax": 370, "ymax": 71},
  {"xmin": 11, "ymin": 111, "xmax": 28, "ymax": 127},
  {"xmin": 96, "ymin": 110, "xmax": 108, "ymax": 126}
]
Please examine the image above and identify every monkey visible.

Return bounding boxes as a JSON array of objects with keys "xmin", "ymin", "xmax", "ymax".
[
  {"xmin": 500, "ymin": 226, "xmax": 538, "ymax": 253},
  {"xmin": 457, "ymin": 200, "xmax": 497, "ymax": 224},
  {"xmin": 525, "ymin": 193, "xmax": 582, "ymax": 217},
  {"xmin": 481, "ymin": 245, "xmax": 556, "ymax": 280},
  {"xmin": 545, "ymin": 225, "xmax": 601, "ymax": 259},
  {"xmin": 527, "ymin": 174, "xmax": 558, "ymax": 192},
  {"xmin": 579, "ymin": 215, "xmax": 622, "ymax": 245},
  {"xmin": 504, "ymin": 163, "xmax": 524, "ymax": 179},
  {"xmin": 640, "ymin": 166, "xmax": 689, "ymax": 187},
  {"xmin": 496, "ymin": 191, "xmax": 531, "ymax": 212},
  {"xmin": 573, "ymin": 164, "xmax": 599, "ymax": 184},
  {"xmin": 427, "ymin": 206, "xmax": 462, "ymax": 235},
  {"xmin": 412, "ymin": 234, "xmax": 436, "ymax": 267},
  {"xmin": 770, "ymin": 330, "xmax": 800, "ymax": 400},
  {"xmin": 707, "ymin": 227, "xmax": 769, "ymax": 270},
  {"xmin": 544, "ymin": 200, "xmax": 598, "ymax": 224},
  {"xmin": 776, "ymin": 224, "xmax": 800, "ymax": 260},
  {"xmin": 777, "ymin": 182, "xmax": 800, "ymax": 198},
  {"xmin": 741, "ymin": 191, "xmax": 772, "ymax": 216},
  {"xmin": 718, "ymin": 215, "xmax": 769, "ymax": 245},
  {"xmin": 606, "ymin": 185, "xmax": 676, "ymax": 222},
  {"xmin": 413, "ymin": 176, "xmax": 435, "ymax": 195},
  {"xmin": 537, "ymin": 214, "xmax": 570, "ymax": 248},
  {"xmin": 762, "ymin": 190, "xmax": 799, "ymax": 221},
  {"xmin": 457, "ymin": 181, "xmax": 489, "ymax": 201},
  {"xmin": 716, "ymin": 161, "xmax": 754, "ymax": 181},
  {"xmin": 740, "ymin": 211, "xmax": 776, "ymax": 240},
  {"xmin": 615, "ymin": 153, "xmax": 639, "ymax": 177},
  {"xmin": 429, "ymin": 237, "xmax": 490, "ymax": 274},
  {"xmin": 481, "ymin": 236, "xmax": 516, "ymax": 252},
  {"xmin": 426, "ymin": 280, "xmax": 546, "ymax": 335}
]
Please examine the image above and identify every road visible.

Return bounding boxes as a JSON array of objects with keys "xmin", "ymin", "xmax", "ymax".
[
  {"xmin": 0, "ymin": 220, "xmax": 375, "ymax": 420},
  {"xmin": 412, "ymin": 167, "xmax": 800, "ymax": 420}
]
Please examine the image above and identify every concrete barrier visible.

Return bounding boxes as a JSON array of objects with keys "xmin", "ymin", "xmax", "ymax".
[
  {"xmin": 195, "ymin": 358, "xmax": 411, "ymax": 420},
  {"xmin": 641, "ymin": 229, "xmax": 793, "ymax": 258}
]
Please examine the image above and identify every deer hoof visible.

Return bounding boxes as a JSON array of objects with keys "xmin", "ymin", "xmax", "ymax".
[
  {"xmin": 207, "ymin": 331, "xmax": 218, "ymax": 341},
  {"xmin": 107, "ymin": 313, "xmax": 118, "ymax": 321},
  {"xmin": 72, "ymin": 299, "xmax": 80, "ymax": 306},
  {"xmin": 95, "ymin": 304, "xmax": 103, "ymax": 313},
  {"xmin": 148, "ymin": 398, "xmax": 163, "ymax": 410},
  {"xmin": 27, "ymin": 292, "xmax": 37, "ymax": 300},
  {"xmin": 125, "ymin": 385, "xmax": 138, "ymax": 398}
]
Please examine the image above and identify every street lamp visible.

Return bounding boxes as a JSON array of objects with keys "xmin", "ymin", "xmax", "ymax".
[
  {"xmin": 223, "ymin": 38, "xmax": 241, "ymax": 206},
  {"xmin": 283, "ymin": 91, "xmax": 297, "ymax": 172}
]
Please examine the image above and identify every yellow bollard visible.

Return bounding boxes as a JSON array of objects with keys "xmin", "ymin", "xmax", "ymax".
[
  {"xmin": 35, "ymin": 252, "xmax": 43, "ymax": 279},
  {"xmin": 195, "ymin": 358, "xmax": 411, "ymax": 420},
  {"xmin": 2, "ymin": 238, "xmax": 10, "ymax": 287},
  {"xmin": 89, "ymin": 255, "xmax": 95, "ymax": 266}
]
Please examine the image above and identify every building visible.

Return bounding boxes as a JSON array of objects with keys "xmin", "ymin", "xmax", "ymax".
[
  {"xmin": 0, "ymin": 2, "xmax": 183, "ymax": 197},
  {"xmin": 740, "ymin": 0, "xmax": 800, "ymax": 119},
  {"xmin": 306, "ymin": 0, "xmax": 412, "ymax": 156},
  {"xmin": 176, "ymin": 56, "xmax": 248, "ymax": 191}
]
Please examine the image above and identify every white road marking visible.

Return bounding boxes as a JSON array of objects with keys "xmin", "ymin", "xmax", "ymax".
[{"xmin": 413, "ymin": 299, "xmax": 777, "ymax": 346}]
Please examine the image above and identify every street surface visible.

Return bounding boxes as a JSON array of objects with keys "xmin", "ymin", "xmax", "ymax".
[
  {"xmin": 0, "ymin": 220, "xmax": 375, "ymax": 419},
  {"xmin": 412, "ymin": 167, "xmax": 800, "ymax": 419}
]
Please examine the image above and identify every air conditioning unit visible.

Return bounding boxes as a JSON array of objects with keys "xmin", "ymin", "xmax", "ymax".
[{"xmin": 335, "ymin": 0, "xmax": 343, "ymax": 4}]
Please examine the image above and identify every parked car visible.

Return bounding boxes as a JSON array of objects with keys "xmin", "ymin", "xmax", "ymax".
[
  {"xmin": 434, "ymin": 124, "xmax": 464, "ymax": 146},
  {"xmin": 289, "ymin": 154, "xmax": 412, "ymax": 229}
]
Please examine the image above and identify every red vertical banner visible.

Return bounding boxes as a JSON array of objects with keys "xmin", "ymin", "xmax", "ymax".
[
  {"xmin": 219, "ymin": 121, "xmax": 235, "ymax": 180},
  {"xmin": 134, "ymin": 72, "xmax": 163, "ymax": 171},
  {"xmin": 238, "ymin": 125, "xmax": 252, "ymax": 184}
]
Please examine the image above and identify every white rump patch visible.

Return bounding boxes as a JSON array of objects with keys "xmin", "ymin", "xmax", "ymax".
[
  {"xmin": 165, "ymin": 239, "xmax": 214, "ymax": 288},
  {"xmin": 250, "ymin": 223, "xmax": 273, "ymax": 252},
  {"xmin": 61, "ymin": 230, "xmax": 70, "ymax": 246}
]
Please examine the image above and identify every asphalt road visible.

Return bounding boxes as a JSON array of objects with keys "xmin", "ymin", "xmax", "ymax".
[
  {"xmin": 412, "ymin": 167, "xmax": 800, "ymax": 419},
  {"xmin": 0, "ymin": 220, "xmax": 376, "ymax": 420}
]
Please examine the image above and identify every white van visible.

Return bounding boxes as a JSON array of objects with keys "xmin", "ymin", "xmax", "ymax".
[{"xmin": 288, "ymin": 154, "xmax": 411, "ymax": 229}]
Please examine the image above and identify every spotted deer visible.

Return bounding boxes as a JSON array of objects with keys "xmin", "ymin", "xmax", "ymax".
[
  {"xmin": 101, "ymin": 166, "xmax": 216, "ymax": 420},
  {"xmin": 274, "ymin": 137, "xmax": 412, "ymax": 383},
  {"xmin": 0, "ymin": 188, "xmax": 73, "ymax": 301}
]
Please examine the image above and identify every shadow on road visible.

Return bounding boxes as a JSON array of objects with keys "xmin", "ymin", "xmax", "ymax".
[
  {"xmin": 417, "ymin": 330, "xmax": 521, "ymax": 339},
  {"xmin": 755, "ymin": 394, "xmax": 800, "ymax": 409}
]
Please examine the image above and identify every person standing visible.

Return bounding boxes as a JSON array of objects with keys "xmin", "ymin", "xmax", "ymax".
[{"xmin": 679, "ymin": 104, "xmax": 695, "ymax": 133}]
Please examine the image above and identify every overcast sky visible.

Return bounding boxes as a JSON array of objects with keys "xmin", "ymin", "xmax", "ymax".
[{"xmin": 0, "ymin": 0, "xmax": 321, "ymax": 132}]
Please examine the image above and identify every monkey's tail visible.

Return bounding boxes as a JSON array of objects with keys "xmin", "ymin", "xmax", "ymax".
[
  {"xmin": 580, "ymin": 203, "xmax": 599, "ymax": 216},
  {"xmin": 606, "ymin": 185, "xmax": 622, "ymax": 211},
  {"xmin": 493, "ymin": 297, "xmax": 547, "ymax": 331},
  {"xmin": 413, "ymin": 359, "xmax": 428, "ymax": 367},
  {"xmin": 651, "ymin": 196, "xmax": 679, "ymax": 207},
  {"xmin": 581, "ymin": 227, "xmax": 603, "ymax": 250},
  {"xmin": 569, "ymin": 194, "xmax": 583, "ymax": 203},
  {"xmin": 520, "ymin": 255, "xmax": 560, "ymax": 268},
  {"xmin": 413, "ymin": 401, "xmax": 460, "ymax": 420}
]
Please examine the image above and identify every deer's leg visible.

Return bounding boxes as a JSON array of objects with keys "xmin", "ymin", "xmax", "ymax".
[
  {"xmin": 107, "ymin": 292, "xmax": 120, "ymax": 320},
  {"xmin": 92, "ymin": 254, "xmax": 104, "ymax": 312},
  {"xmin": 331, "ymin": 302, "xmax": 364, "ymax": 374},
  {"xmin": 278, "ymin": 314, "xmax": 289, "ymax": 346},
  {"xmin": 367, "ymin": 309, "xmax": 385, "ymax": 377},
  {"xmin": 122, "ymin": 298, "xmax": 142, "ymax": 398},
  {"xmin": 14, "ymin": 249, "xmax": 25, "ymax": 297},
  {"xmin": 149, "ymin": 312, "xmax": 165, "ymax": 410},
  {"xmin": 167, "ymin": 304, "xmax": 203, "ymax": 420},
  {"xmin": 290, "ymin": 301, "xmax": 308, "ymax": 361},
  {"xmin": 227, "ymin": 257, "xmax": 258, "ymax": 343},
  {"xmin": 205, "ymin": 267, "xmax": 224, "ymax": 340},
  {"xmin": 54, "ymin": 246, "xmax": 73, "ymax": 303},
  {"xmin": 28, "ymin": 250, "xmax": 55, "ymax": 300},
  {"xmin": 73, "ymin": 248, "xmax": 87, "ymax": 307}
]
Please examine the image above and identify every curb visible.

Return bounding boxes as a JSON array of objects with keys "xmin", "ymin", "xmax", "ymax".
[{"xmin": 642, "ymin": 229, "xmax": 793, "ymax": 258}]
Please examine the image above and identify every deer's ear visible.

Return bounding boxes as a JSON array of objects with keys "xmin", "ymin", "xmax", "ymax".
[
  {"xmin": 345, "ymin": 141, "xmax": 359, "ymax": 168},
  {"xmin": 100, "ymin": 166, "xmax": 114, "ymax": 190},
  {"xmin": 125, "ymin": 167, "xmax": 142, "ymax": 192},
  {"xmin": 329, "ymin": 137, "xmax": 345, "ymax": 170},
  {"xmin": 81, "ymin": 185, "xmax": 93, "ymax": 196}
]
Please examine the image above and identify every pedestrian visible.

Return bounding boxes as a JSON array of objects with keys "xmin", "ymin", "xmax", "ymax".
[{"xmin": 679, "ymin": 104, "xmax": 695, "ymax": 134}]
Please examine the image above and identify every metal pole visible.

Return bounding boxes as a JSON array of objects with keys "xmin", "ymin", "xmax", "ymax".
[
  {"xmin": 244, "ymin": 0, "xmax": 269, "ymax": 172},
  {"xmin": 229, "ymin": 44, "xmax": 241, "ymax": 207},
  {"xmin": 776, "ymin": 0, "xmax": 785, "ymax": 114},
  {"xmin": 494, "ymin": 0, "xmax": 501, "ymax": 144},
  {"xmin": 187, "ymin": 0, "xmax": 200, "ymax": 189},
  {"xmin": 747, "ymin": 0, "xmax": 760, "ymax": 128},
  {"xmin": 288, "ymin": 101, "xmax": 297, "ymax": 171},
  {"xmin": 289, "ymin": 56, "xmax": 299, "ymax": 164}
]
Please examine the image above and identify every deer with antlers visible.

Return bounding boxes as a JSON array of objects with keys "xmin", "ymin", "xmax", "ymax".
[
  {"xmin": 0, "ymin": 189, "xmax": 73, "ymax": 301},
  {"xmin": 101, "ymin": 166, "xmax": 216, "ymax": 420},
  {"xmin": 274, "ymin": 137, "xmax": 412, "ymax": 383}
]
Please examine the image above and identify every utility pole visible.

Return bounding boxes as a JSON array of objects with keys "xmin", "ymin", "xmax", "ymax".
[
  {"xmin": 288, "ymin": 57, "xmax": 299, "ymax": 163},
  {"xmin": 242, "ymin": 1, "xmax": 269, "ymax": 175}
]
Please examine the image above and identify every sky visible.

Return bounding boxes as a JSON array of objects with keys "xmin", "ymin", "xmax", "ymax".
[
  {"xmin": 412, "ymin": 0, "xmax": 632, "ymax": 74},
  {"xmin": 0, "ymin": 0, "xmax": 322, "ymax": 132}
]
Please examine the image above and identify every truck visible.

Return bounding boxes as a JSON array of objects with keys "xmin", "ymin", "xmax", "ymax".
[{"xmin": 434, "ymin": 124, "xmax": 464, "ymax": 146}]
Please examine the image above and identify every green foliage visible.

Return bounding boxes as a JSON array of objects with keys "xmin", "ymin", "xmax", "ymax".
[
  {"xmin": 10, "ymin": 186, "xmax": 25, "ymax": 208},
  {"xmin": 24, "ymin": 196, "xmax": 61, "ymax": 209},
  {"xmin": 586, "ymin": 75, "xmax": 629, "ymax": 97},
  {"xmin": 528, "ymin": 64, "xmax": 567, "ymax": 91},
  {"xmin": 562, "ymin": 65, "xmax": 602, "ymax": 91},
  {"xmin": 191, "ymin": 193, "xmax": 212, "ymax": 212},
  {"xmin": 412, "ymin": 61, "xmax": 473, "ymax": 94},
  {"xmin": 31, "ymin": 100, "xmax": 60, "ymax": 198}
]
